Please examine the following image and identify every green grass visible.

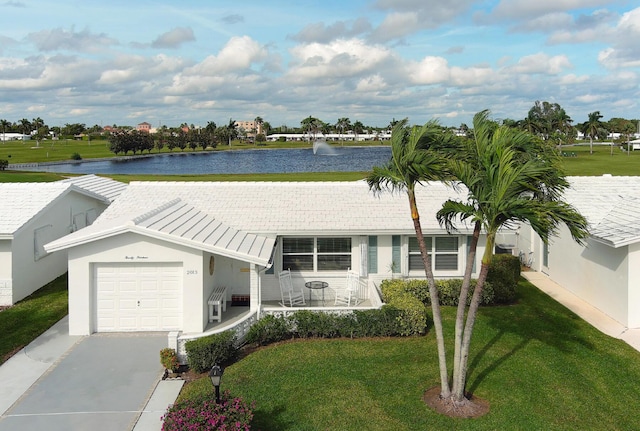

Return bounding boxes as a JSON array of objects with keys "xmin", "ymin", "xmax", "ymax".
[
  {"xmin": 560, "ymin": 143, "xmax": 640, "ymax": 176},
  {"xmin": 0, "ymin": 274, "xmax": 69, "ymax": 365},
  {"xmin": 178, "ymin": 279, "xmax": 640, "ymax": 430}
]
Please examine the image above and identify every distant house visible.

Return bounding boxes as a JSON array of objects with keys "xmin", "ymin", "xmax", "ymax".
[
  {"xmin": 0, "ymin": 133, "xmax": 29, "ymax": 142},
  {"xmin": 137, "ymin": 122, "xmax": 152, "ymax": 133},
  {"xmin": 519, "ymin": 176, "xmax": 640, "ymax": 329},
  {"xmin": 0, "ymin": 175, "xmax": 127, "ymax": 305}
]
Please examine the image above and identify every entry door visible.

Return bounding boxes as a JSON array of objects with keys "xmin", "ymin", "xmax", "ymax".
[{"xmin": 95, "ymin": 263, "xmax": 182, "ymax": 332}]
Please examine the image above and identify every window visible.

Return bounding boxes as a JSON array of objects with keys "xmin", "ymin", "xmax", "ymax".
[
  {"xmin": 282, "ymin": 237, "xmax": 351, "ymax": 272},
  {"xmin": 409, "ymin": 236, "xmax": 459, "ymax": 272},
  {"xmin": 34, "ymin": 224, "xmax": 54, "ymax": 261}
]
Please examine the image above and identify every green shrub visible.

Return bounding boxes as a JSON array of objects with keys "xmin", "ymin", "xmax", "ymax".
[
  {"xmin": 160, "ymin": 348, "xmax": 179, "ymax": 371},
  {"xmin": 70, "ymin": 152, "xmax": 82, "ymax": 160},
  {"xmin": 487, "ymin": 254, "xmax": 520, "ymax": 303},
  {"xmin": 436, "ymin": 279, "xmax": 495, "ymax": 306},
  {"xmin": 292, "ymin": 310, "xmax": 341, "ymax": 338},
  {"xmin": 245, "ymin": 314, "xmax": 293, "ymax": 346},
  {"xmin": 382, "ymin": 277, "xmax": 497, "ymax": 307},
  {"xmin": 185, "ymin": 330, "xmax": 238, "ymax": 373},
  {"xmin": 0, "ymin": 159, "xmax": 8, "ymax": 170},
  {"xmin": 385, "ymin": 292, "xmax": 428, "ymax": 336},
  {"xmin": 352, "ymin": 307, "xmax": 402, "ymax": 337}
]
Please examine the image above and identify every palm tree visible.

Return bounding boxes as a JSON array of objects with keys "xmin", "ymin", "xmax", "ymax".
[
  {"xmin": 583, "ymin": 111, "xmax": 603, "ymax": 154},
  {"xmin": 353, "ymin": 120, "xmax": 364, "ymax": 142},
  {"xmin": 336, "ymin": 117, "xmax": 350, "ymax": 145},
  {"xmin": 436, "ymin": 110, "xmax": 589, "ymax": 407},
  {"xmin": 0, "ymin": 119, "xmax": 10, "ymax": 143},
  {"xmin": 367, "ymin": 119, "xmax": 452, "ymax": 399}
]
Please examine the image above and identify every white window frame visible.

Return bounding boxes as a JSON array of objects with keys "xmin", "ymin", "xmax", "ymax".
[
  {"xmin": 281, "ymin": 236, "xmax": 352, "ymax": 273},
  {"xmin": 407, "ymin": 235, "xmax": 463, "ymax": 277}
]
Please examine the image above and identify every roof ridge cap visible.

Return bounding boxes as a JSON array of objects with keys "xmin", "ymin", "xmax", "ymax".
[{"xmin": 131, "ymin": 198, "xmax": 183, "ymax": 225}]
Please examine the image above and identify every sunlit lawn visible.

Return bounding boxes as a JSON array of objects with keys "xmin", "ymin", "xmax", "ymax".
[
  {"xmin": 178, "ymin": 279, "xmax": 640, "ymax": 430},
  {"xmin": 0, "ymin": 274, "xmax": 68, "ymax": 365}
]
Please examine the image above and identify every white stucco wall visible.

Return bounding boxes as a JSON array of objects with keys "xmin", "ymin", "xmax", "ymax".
[
  {"xmin": 0, "ymin": 240, "xmax": 12, "ymax": 305},
  {"xmin": 627, "ymin": 242, "xmax": 640, "ymax": 328},
  {"xmin": 67, "ymin": 232, "xmax": 204, "ymax": 335},
  {"xmin": 529, "ymin": 224, "xmax": 631, "ymax": 327},
  {"xmin": 9, "ymin": 192, "xmax": 108, "ymax": 305}
]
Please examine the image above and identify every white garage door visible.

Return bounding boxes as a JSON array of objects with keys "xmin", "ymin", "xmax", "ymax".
[{"xmin": 95, "ymin": 263, "xmax": 183, "ymax": 332}]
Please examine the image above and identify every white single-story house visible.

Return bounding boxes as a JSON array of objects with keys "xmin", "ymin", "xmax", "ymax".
[
  {"xmin": 0, "ymin": 175, "xmax": 127, "ymax": 305},
  {"xmin": 519, "ymin": 175, "xmax": 640, "ymax": 329},
  {"xmin": 45, "ymin": 181, "xmax": 486, "ymax": 350}
]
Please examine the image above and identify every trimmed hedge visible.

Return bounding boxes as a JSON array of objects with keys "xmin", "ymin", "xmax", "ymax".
[
  {"xmin": 380, "ymin": 278, "xmax": 496, "ymax": 306},
  {"xmin": 244, "ymin": 303, "xmax": 427, "ymax": 348},
  {"xmin": 245, "ymin": 314, "xmax": 293, "ymax": 346},
  {"xmin": 487, "ymin": 254, "xmax": 521, "ymax": 303},
  {"xmin": 185, "ymin": 330, "xmax": 238, "ymax": 373}
]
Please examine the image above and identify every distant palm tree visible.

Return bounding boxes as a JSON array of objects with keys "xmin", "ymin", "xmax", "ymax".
[
  {"xmin": 336, "ymin": 117, "xmax": 350, "ymax": 145},
  {"xmin": 583, "ymin": 111, "xmax": 603, "ymax": 154}
]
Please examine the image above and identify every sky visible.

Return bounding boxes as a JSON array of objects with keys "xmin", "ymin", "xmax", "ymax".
[{"xmin": 1, "ymin": 0, "xmax": 639, "ymax": 129}]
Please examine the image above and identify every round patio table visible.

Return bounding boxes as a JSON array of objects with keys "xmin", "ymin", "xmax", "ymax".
[{"xmin": 304, "ymin": 281, "xmax": 328, "ymax": 304}]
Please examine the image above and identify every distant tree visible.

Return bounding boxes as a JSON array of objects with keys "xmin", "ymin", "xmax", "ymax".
[
  {"xmin": 19, "ymin": 118, "xmax": 32, "ymax": 135},
  {"xmin": 336, "ymin": 117, "xmax": 351, "ymax": 145},
  {"xmin": 301, "ymin": 116, "xmax": 322, "ymax": 142},
  {"xmin": 353, "ymin": 120, "xmax": 364, "ymax": 141},
  {"xmin": 581, "ymin": 111, "xmax": 604, "ymax": 155}
]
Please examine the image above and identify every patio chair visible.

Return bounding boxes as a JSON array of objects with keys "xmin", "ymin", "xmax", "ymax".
[
  {"xmin": 279, "ymin": 269, "xmax": 306, "ymax": 307},
  {"xmin": 334, "ymin": 270, "xmax": 362, "ymax": 306}
]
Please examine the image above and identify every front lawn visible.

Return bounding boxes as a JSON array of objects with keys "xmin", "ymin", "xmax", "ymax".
[
  {"xmin": 0, "ymin": 274, "xmax": 69, "ymax": 364},
  {"xmin": 177, "ymin": 279, "xmax": 640, "ymax": 430}
]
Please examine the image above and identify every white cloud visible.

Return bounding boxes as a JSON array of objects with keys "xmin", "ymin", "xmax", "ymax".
[
  {"xmin": 509, "ymin": 53, "xmax": 572, "ymax": 75},
  {"xmin": 26, "ymin": 27, "xmax": 117, "ymax": 53},
  {"xmin": 597, "ymin": 8, "xmax": 640, "ymax": 68},
  {"xmin": 410, "ymin": 56, "xmax": 450, "ymax": 85},
  {"xmin": 286, "ymin": 38, "xmax": 395, "ymax": 84},
  {"xmin": 151, "ymin": 27, "xmax": 195, "ymax": 49}
]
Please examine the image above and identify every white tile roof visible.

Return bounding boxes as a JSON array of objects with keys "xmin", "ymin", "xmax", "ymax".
[
  {"xmin": 565, "ymin": 176, "xmax": 640, "ymax": 248},
  {"xmin": 0, "ymin": 183, "xmax": 73, "ymax": 236},
  {"xmin": 91, "ymin": 180, "xmax": 474, "ymax": 236},
  {"xmin": 45, "ymin": 198, "xmax": 276, "ymax": 265},
  {"xmin": 59, "ymin": 175, "xmax": 127, "ymax": 203}
]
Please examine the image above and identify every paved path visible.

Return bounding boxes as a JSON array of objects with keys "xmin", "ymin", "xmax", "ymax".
[{"xmin": 0, "ymin": 321, "xmax": 182, "ymax": 431}]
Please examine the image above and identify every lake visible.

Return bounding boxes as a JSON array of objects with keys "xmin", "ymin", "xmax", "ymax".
[{"xmin": 21, "ymin": 146, "xmax": 392, "ymax": 175}]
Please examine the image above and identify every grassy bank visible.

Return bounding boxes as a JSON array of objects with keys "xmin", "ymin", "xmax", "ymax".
[
  {"xmin": 177, "ymin": 279, "xmax": 640, "ymax": 430},
  {"xmin": 0, "ymin": 274, "xmax": 69, "ymax": 365}
]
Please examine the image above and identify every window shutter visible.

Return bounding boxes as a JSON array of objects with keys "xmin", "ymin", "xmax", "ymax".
[
  {"xmin": 392, "ymin": 235, "xmax": 401, "ymax": 273},
  {"xmin": 367, "ymin": 236, "xmax": 378, "ymax": 274}
]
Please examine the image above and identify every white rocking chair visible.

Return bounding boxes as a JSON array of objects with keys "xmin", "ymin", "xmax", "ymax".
[
  {"xmin": 279, "ymin": 269, "xmax": 306, "ymax": 307},
  {"xmin": 334, "ymin": 270, "xmax": 362, "ymax": 306}
]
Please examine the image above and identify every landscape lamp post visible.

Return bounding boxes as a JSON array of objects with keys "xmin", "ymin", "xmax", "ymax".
[{"xmin": 209, "ymin": 364, "xmax": 224, "ymax": 404}]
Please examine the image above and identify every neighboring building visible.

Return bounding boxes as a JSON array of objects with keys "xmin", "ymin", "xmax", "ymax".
[
  {"xmin": 266, "ymin": 132, "xmax": 391, "ymax": 142},
  {"xmin": 45, "ymin": 181, "xmax": 485, "ymax": 344},
  {"xmin": 0, "ymin": 175, "xmax": 126, "ymax": 305},
  {"xmin": 0, "ymin": 133, "xmax": 29, "ymax": 142},
  {"xmin": 519, "ymin": 176, "xmax": 640, "ymax": 329},
  {"xmin": 137, "ymin": 122, "xmax": 152, "ymax": 133},
  {"xmin": 235, "ymin": 120, "xmax": 263, "ymax": 137}
]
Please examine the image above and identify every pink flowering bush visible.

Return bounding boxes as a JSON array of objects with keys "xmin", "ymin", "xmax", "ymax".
[{"xmin": 162, "ymin": 391, "xmax": 254, "ymax": 431}]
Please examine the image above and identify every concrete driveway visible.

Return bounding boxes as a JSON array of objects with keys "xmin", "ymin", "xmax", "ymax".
[{"xmin": 0, "ymin": 333, "xmax": 167, "ymax": 431}]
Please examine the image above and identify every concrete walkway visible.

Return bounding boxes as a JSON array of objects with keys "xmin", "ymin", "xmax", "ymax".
[
  {"xmin": 523, "ymin": 272, "xmax": 640, "ymax": 352},
  {"xmin": 0, "ymin": 318, "xmax": 183, "ymax": 431}
]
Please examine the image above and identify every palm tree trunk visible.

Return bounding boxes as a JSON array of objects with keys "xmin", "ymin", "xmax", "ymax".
[
  {"xmin": 451, "ymin": 221, "xmax": 480, "ymax": 397},
  {"xmin": 408, "ymin": 190, "xmax": 451, "ymax": 397},
  {"xmin": 452, "ymin": 234, "xmax": 493, "ymax": 401}
]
